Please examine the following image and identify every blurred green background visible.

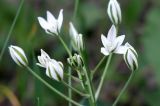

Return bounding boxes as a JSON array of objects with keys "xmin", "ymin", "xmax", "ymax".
[{"xmin": 0, "ymin": 0, "xmax": 160, "ymax": 106}]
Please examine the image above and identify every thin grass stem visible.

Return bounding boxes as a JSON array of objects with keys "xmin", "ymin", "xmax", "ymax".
[{"xmin": 0, "ymin": 0, "xmax": 24, "ymax": 62}]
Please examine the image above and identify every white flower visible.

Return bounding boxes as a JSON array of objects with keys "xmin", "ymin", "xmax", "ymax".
[
  {"xmin": 101, "ymin": 25, "xmax": 126, "ymax": 56},
  {"xmin": 46, "ymin": 59, "xmax": 64, "ymax": 81},
  {"xmin": 107, "ymin": 0, "xmax": 121, "ymax": 25},
  {"xmin": 37, "ymin": 9, "xmax": 63, "ymax": 35},
  {"xmin": 69, "ymin": 22, "xmax": 84, "ymax": 51},
  {"xmin": 36, "ymin": 49, "xmax": 51, "ymax": 68},
  {"xmin": 36, "ymin": 49, "xmax": 64, "ymax": 81},
  {"xmin": 9, "ymin": 45, "xmax": 28, "ymax": 67},
  {"xmin": 123, "ymin": 43, "xmax": 138, "ymax": 71}
]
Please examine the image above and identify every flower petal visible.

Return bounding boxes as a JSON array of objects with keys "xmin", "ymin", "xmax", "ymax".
[
  {"xmin": 114, "ymin": 0, "xmax": 121, "ymax": 22},
  {"xmin": 114, "ymin": 45, "xmax": 127, "ymax": 54},
  {"xmin": 128, "ymin": 50, "xmax": 138, "ymax": 68},
  {"xmin": 41, "ymin": 49, "xmax": 50, "ymax": 59},
  {"xmin": 107, "ymin": 25, "xmax": 117, "ymax": 41},
  {"xmin": 76, "ymin": 34, "xmax": 84, "ymax": 51},
  {"xmin": 101, "ymin": 47, "xmax": 109, "ymax": 56},
  {"xmin": 37, "ymin": 17, "xmax": 49, "ymax": 30},
  {"xmin": 11, "ymin": 46, "xmax": 28, "ymax": 66},
  {"xmin": 12, "ymin": 49, "xmax": 26, "ymax": 66},
  {"xmin": 55, "ymin": 63, "xmax": 63, "ymax": 80},
  {"xmin": 107, "ymin": 1, "xmax": 114, "ymax": 23},
  {"xmin": 125, "ymin": 42, "xmax": 138, "ymax": 57},
  {"xmin": 46, "ymin": 11, "xmax": 56, "ymax": 26},
  {"xmin": 46, "ymin": 62, "xmax": 59, "ymax": 81},
  {"xmin": 115, "ymin": 35, "xmax": 125, "ymax": 47},
  {"xmin": 101, "ymin": 34, "xmax": 110, "ymax": 48},
  {"xmin": 69, "ymin": 22, "xmax": 78, "ymax": 40},
  {"xmin": 111, "ymin": 1, "xmax": 118, "ymax": 24},
  {"xmin": 9, "ymin": 48, "xmax": 21, "ymax": 66},
  {"xmin": 57, "ymin": 9, "xmax": 63, "ymax": 32},
  {"xmin": 36, "ymin": 63, "xmax": 45, "ymax": 68},
  {"xmin": 51, "ymin": 59, "xmax": 63, "ymax": 79},
  {"xmin": 127, "ymin": 50, "xmax": 134, "ymax": 70},
  {"xmin": 12, "ymin": 46, "xmax": 27, "ymax": 61}
]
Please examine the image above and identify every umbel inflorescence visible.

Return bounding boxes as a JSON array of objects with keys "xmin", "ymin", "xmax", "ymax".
[{"xmin": 8, "ymin": 0, "xmax": 138, "ymax": 105}]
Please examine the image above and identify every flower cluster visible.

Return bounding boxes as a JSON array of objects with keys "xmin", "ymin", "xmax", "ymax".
[
  {"xmin": 9, "ymin": 9, "xmax": 86, "ymax": 82},
  {"xmin": 9, "ymin": 1, "xmax": 138, "ymax": 83},
  {"xmin": 8, "ymin": 1, "xmax": 138, "ymax": 105},
  {"xmin": 101, "ymin": 0, "xmax": 138, "ymax": 71}
]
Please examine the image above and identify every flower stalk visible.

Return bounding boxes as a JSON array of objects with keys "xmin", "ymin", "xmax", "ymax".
[
  {"xmin": 80, "ymin": 51, "xmax": 96, "ymax": 106},
  {"xmin": 73, "ymin": 0, "xmax": 79, "ymax": 20},
  {"xmin": 61, "ymin": 81, "xmax": 89, "ymax": 97},
  {"xmin": 26, "ymin": 66, "xmax": 83, "ymax": 106},
  {"xmin": 91, "ymin": 56, "xmax": 106, "ymax": 79},
  {"xmin": 57, "ymin": 35, "xmax": 72, "ymax": 57},
  {"xmin": 68, "ymin": 67, "xmax": 72, "ymax": 106},
  {"xmin": 112, "ymin": 71, "xmax": 136, "ymax": 106},
  {"xmin": 95, "ymin": 53, "xmax": 113, "ymax": 100}
]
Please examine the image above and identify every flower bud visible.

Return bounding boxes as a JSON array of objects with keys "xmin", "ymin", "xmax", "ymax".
[
  {"xmin": 46, "ymin": 59, "xmax": 64, "ymax": 81},
  {"xmin": 107, "ymin": 0, "xmax": 122, "ymax": 25},
  {"xmin": 69, "ymin": 22, "xmax": 84, "ymax": 51},
  {"xmin": 76, "ymin": 34, "xmax": 84, "ymax": 51},
  {"xmin": 123, "ymin": 43, "xmax": 138, "ymax": 71},
  {"xmin": 67, "ymin": 54, "xmax": 83, "ymax": 69},
  {"xmin": 9, "ymin": 45, "xmax": 28, "ymax": 67}
]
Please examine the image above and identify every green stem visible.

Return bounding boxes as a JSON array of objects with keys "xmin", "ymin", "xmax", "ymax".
[
  {"xmin": 73, "ymin": 0, "xmax": 79, "ymax": 20},
  {"xmin": 95, "ymin": 53, "xmax": 113, "ymax": 100},
  {"xmin": 83, "ymin": 67, "xmax": 96, "ymax": 106},
  {"xmin": 68, "ymin": 67, "xmax": 72, "ymax": 106},
  {"xmin": 62, "ymin": 81, "xmax": 89, "ymax": 97},
  {"xmin": 64, "ymin": 73, "xmax": 82, "ymax": 83},
  {"xmin": 91, "ymin": 56, "xmax": 106, "ymax": 79},
  {"xmin": 80, "ymin": 52, "xmax": 96, "ymax": 106},
  {"xmin": 57, "ymin": 35, "xmax": 72, "ymax": 57},
  {"xmin": 26, "ymin": 66, "xmax": 83, "ymax": 106},
  {"xmin": 0, "ymin": 0, "xmax": 24, "ymax": 62},
  {"xmin": 76, "ymin": 69, "xmax": 85, "ymax": 89},
  {"xmin": 112, "ymin": 71, "xmax": 136, "ymax": 106}
]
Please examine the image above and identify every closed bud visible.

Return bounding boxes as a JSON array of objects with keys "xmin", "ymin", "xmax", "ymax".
[
  {"xmin": 69, "ymin": 22, "xmax": 84, "ymax": 51},
  {"xmin": 67, "ymin": 54, "xmax": 83, "ymax": 69},
  {"xmin": 9, "ymin": 45, "xmax": 28, "ymax": 67},
  {"xmin": 107, "ymin": 0, "xmax": 122, "ymax": 25},
  {"xmin": 123, "ymin": 43, "xmax": 138, "ymax": 71},
  {"xmin": 46, "ymin": 59, "xmax": 64, "ymax": 81},
  {"xmin": 76, "ymin": 34, "xmax": 84, "ymax": 51}
]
